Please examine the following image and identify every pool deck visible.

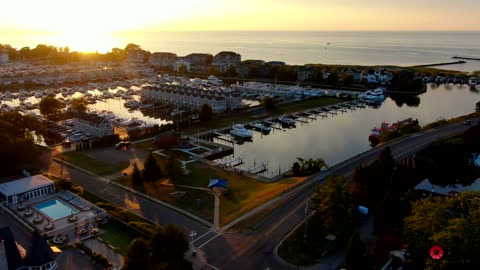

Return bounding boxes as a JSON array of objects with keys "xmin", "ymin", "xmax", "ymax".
[{"xmin": 7, "ymin": 190, "xmax": 107, "ymax": 240}]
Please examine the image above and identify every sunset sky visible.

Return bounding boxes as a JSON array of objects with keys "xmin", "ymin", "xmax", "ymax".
[{"xmin": 2, "ymin": 0, "xmax": 479, "ymax": 52}]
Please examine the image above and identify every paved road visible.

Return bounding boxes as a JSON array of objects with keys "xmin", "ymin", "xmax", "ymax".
[
  {"xmin": 199, "ymin": 120, "xmax": 477, "ymax": 270},
  {"xmin": 45, "ymin": 161, "xmax": 210, "ymax": 240},
  {"xmin": 45, "ymin": 119, "xmax": 476, "ymax": 270}
]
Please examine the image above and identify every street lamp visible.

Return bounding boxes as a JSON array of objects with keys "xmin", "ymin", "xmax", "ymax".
[{"xmin": 190, "ymin": 231, "xmax": 197, "ymax": 256}]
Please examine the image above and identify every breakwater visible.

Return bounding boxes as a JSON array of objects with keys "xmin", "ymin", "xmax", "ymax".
[
  {"xmin": 452, "ymin": 56, "xmax": 480, "ymax": 61},
  {"xmin": 410, "ymin": 60, "xmax": 466, "ymax": 68}
]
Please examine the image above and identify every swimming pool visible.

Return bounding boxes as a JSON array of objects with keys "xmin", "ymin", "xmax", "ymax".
[{"xmin": 35, "ymin": 199, "xmax": 79, "ymax": 220}]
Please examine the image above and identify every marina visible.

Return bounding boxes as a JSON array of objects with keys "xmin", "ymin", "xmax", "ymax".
[{"xmin": 211, "ymin": 83, "xmax": 480, "ymax": 178}]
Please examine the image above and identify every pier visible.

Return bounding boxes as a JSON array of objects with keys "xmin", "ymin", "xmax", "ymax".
[
  {"xmin": 410, "ymin": 60, "xmax": 466, "ymax": 68},
  {"xmin": 248, "ymin": 161, "xmax": 269, "ymax": 174},
  {"xmin": 452, "ymin": 56, "xmax": 480, "ymax": 61}
]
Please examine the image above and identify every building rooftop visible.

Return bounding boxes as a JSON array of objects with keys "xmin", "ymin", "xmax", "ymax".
[{"xmin": 0, "ymin": 175, "xmax": 53, "ymax": 197}]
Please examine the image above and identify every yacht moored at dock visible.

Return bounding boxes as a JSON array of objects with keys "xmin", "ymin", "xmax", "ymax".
[{"xmin": 230, "ymin": 124, "xmax": 253, "ymax": 138}]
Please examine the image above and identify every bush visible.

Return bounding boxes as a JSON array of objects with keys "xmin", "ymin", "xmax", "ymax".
[
  {"xmin": 96, "ymin": 202, "xmax": 129, "ymax": 222},
  {"xmin": 128, "ymin": 222, "xmax": 161, "ymax": 237}
]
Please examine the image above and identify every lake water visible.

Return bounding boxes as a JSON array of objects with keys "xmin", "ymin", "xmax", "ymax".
[
  {"xmin": 213, "ymin": 84, "xmax": 480, "ymax": 177},
  {"xmin": 3, "ymin": 31, "xmax": 480, "ymax": 71}
]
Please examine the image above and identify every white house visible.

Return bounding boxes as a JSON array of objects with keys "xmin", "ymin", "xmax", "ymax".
[{"xmin": 73, "ymin": 112, "xmax": 114, "ymax": 137}]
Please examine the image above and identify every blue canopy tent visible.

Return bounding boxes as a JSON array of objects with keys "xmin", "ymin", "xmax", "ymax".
[{"xmin": 208, "ymin": 179, "xmax": 228, "ymax": 189}]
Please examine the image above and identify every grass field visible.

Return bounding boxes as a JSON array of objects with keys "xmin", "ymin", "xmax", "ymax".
[{"xmin": 58, "ymin": 151, "xmax": 129, "ymax": 176}]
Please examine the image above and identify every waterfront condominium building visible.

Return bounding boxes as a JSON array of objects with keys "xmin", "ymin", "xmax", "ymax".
[{"xmin": 140, "ymin": 83, "xmax": 243, "ymax": 113}]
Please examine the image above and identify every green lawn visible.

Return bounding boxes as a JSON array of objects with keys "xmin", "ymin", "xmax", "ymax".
[
  {"xmin": 59, "ymin": 151, "xmax": 128, "ymax": 176},
  {"xmin": 99, "ymin": 220, "xmax": 143, "ymax": 256},
  {"xmin": 116, "ymin": 176, "xmax": 215, "ymax": 221}
]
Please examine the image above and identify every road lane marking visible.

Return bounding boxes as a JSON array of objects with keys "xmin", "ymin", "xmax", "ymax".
[
  {"xmin": 206, "ymin": 263, "xmax": 221, "ymax": 270},
  {"xmin": 191, "ymin": 230, "xmax": 214, "ymax": 244},
  {"xmin": 264, "ymin": 196, "xmax": 311, "ymax": 235},
  {"xmin": 198, "ymin": 232, "xmax": 221, "ymax": 249}
]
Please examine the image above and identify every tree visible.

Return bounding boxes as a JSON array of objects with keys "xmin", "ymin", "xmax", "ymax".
[
  {"xmin": 0, "ymin": 112, "xmax": 45, "ymax": 176},
  {"xmin": 142, "ymin": 152, "xmax": 162, "ymax": 182},
  {"xmin": 291, "ymin": 162, "xmax": 301, "ymax": 176},
  {"xmin": 208, "ymin": 66, "xmax": 220, "ymax": 76},
  {"xmin": 341, "ymin": 73, "xmax": 354, "ymax": 86},
  {"xmin": 122, "ymin": 238, "xmax": 151, "ymax": 270},
  {"xmin": 327, "ymin": 69, "xmax": 339, "ymax": 84},
  {"xmin": 178, "ymin": 64, "xmax": 188, "ymax": 73},
  {"xmin": 224, "ymin": 66, "xmax": 238, "ymax": 77},
  {"xmin": 131, "ymin": 162, "xmax": 143, "ymax": 186},
  {"xmin": 124, "ymin": 43, "xmax": 142, "ymax": 52},
  {"xmin": 39, "ymin": 94, "xmax": 63, "ymax": 120},
  {"xmin": 311, "ymin": 174, "xmax": 356, "ymax": 239},
  {"xmin": 344, "ymin": 230, "xmax": 366, "ymax": 270},
  {"xmin": 260, "ymin": 96, "xmax": 276, "ymax": 112},
  {"xmin": 404, "ymin": 192, "xmax": 480, "ymax": 270},
  {"xmin": 69, "ymin": 97, "xmax": 88, "ymax": 112},
  {"xmin": 199, "ymin": 104, "xmax": 213, "ymax": 122},
  {"xmin": 164, "ymin": 155, "xmax": 184, "ymax": 183},
  {"xmin": 150, "ymin": 225, "xmax": 192, "ymax": 270}
]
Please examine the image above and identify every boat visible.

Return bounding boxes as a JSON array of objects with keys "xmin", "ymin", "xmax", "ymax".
[
  {"xmin": 369, "ymin": 118, "xmax": 416, "ymax": 143},
  {"xmin": 469, "ymin": 77, "xmax": 478, "ymax": 88},
  {"xmin": 207, "ymin": 75, "xmax": 223, "ymax": 86},
  {"xmin": 278, "ymin": 116, "xmax": 296, "ymax": 126},
  {"xmin": 362, "ymin": 88, "xmax": 385, "ymax": 103},
  {"xmin": 230, "ymin": 124, "xmax": 253, "ymax": 138},
  {"xmin": 252, "ymin": 123, "xmax": 272, "ymax": 133}
]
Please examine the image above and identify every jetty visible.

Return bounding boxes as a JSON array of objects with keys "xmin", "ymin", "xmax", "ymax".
[
  {"xmin": 410, "ymin": 60, "xmax": 466, "ymax": 68},
  {"xmin": 452, "ymin": 56, "xmax": 480, "ymax": 61}
]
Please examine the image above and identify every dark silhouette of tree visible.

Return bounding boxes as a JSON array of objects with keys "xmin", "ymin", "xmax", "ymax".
[
  {"xmin": 164, "ymin": 155, "xmax": 184, "ymax": 184},
  {"xmin": 327, "ymin": 69, "xmax": 339, "ymax": 84},
  {"xmin": 260, "ymin": 96, "xmax": 276, "ymax": 111},
  {"xmin": 142, "ymin": 152, "xmax": 162, "ymax": 182},
  {"xmin": 311, "ymin": 174, "xmax": 355, "ymax": 239},
  {"xmin": 224, "ymin": 66, "xmax": 238, "ymax": 77},
  {"xmin": 0, "ymin": 112, "xmax": 45, "ymax": 176},
  {"xmin": 124, "ymin": 43, "xmax": 142, "ymax": 51},
  {"xmin": 122, "ymin": 238, "xmax": 151, "ymax": 270},
  {"xmin": 178, "ymin": 64, "xmax": 188, "ymax": 73},
  {"xmin": 69, "ymin": 97, "xmax": 88, "ymax": 112},
  {"xmin": 208, "ymin": 66, "xmax": 220, "ymax": 76},
  {"xmin": 39, "ymin": 94, "xmax": 63, "ymax": 120},
  {"xmin": 131, "ymin": 162, "xmax": 143, "ymax": 186},
  {"xmin": 199, "ymin": 104, "xmax": 213, "ymax": 122},
  {"xmin": 150, "ymin": 225, "xmax": 192, "ymax": 270},
  {"xmin": 341, "ymin": 73, "xmax": 354, "ymax": 86},
  {"xmin": 291, "ymin": 162, "xmax": 301, "ymax": 176},
  {"xmin": 343, "ymin": 230, "xmax": 366, "ymax": 270}
]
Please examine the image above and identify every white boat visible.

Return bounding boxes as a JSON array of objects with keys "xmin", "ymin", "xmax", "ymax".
[
  {"xmin": 278, "ymin": 116, "xmax": 296, "ymax": 126},
  {"xmin": 469, "ymin": 77, "xmax": 478, "ymax": 88},
  {"xmin": 252, "ymin": 123, "xmax": 272, "ymax": 132},
  {"xmin": 230, "ymin": 124, "xmax": 253, "ymax": 138},
  {"xmin": 207, "ymin": 75, "xmax": 223, "ymax": 86},
  {"xmin": 363, "ymin": 88, "xmax": 385, "ymax": 103}
]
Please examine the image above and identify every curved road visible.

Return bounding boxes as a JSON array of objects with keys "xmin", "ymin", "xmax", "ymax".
[
  {"xmin": 46, "ymin": 119, "xmax": 477, "ymax": 270},
  {"xmin": 199, "ymin": 119, "xmax": 478, "ymax": 270}
]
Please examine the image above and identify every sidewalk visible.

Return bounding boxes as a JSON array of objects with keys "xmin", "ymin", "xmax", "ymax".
[{"xmin": 185, "ymin": 247, "xmax": 208, "ymax": 270}]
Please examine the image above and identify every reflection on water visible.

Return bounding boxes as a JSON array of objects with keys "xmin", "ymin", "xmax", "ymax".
[{"xmin": 214, "ymin": 84, "xmax": 480, "ymax": 177}]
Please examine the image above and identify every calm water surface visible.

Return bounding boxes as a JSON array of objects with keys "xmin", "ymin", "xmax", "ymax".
[{"xmin": 214, "ymin": 84, "xmax": 480, "ymax": 177}]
